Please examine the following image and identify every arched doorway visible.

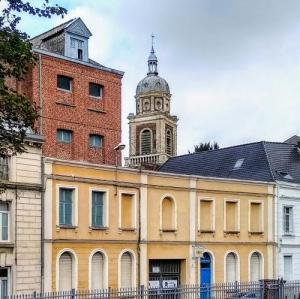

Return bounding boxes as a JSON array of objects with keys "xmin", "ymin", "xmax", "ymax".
[{"xmin": 200, "ymin": 252, "xmax": 212, "ymax": 285}]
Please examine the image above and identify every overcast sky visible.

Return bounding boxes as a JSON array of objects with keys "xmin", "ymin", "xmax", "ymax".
[{"xmin": 17, "ymin": 0, "xmax": 300, "ymax": 155}]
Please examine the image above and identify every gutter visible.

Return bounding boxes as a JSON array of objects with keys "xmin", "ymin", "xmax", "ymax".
[{"xmin": 38, "ymin": 54, "xmax": 43, "ymax": 134}]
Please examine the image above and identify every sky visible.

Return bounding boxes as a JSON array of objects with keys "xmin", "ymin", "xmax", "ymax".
[{"xmin": 11, "ymin": 0, "xmax": 300, "ymax": 155}]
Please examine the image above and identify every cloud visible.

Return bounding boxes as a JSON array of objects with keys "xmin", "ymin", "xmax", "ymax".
[{"xmin": 20, "ymin": 0, "xmax": 300, "ymax": 156}]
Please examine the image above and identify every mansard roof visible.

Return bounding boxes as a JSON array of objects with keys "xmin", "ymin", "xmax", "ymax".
[{"xmin": 159, "ymin": 141, "xmax": 300, "ymax": 184}]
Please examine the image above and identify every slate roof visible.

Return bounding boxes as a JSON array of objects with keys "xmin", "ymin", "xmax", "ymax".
[{"xmin": 159, "ymin": 141, "xmax": 300, "ymax": 184}]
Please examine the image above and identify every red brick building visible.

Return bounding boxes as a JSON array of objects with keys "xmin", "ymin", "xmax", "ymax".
[{"xmin": 23, "ymin": 18, "xmax": 124, "ymax": 165}]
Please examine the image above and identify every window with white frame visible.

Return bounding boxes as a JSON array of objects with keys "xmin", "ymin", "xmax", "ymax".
[
  {"xmin": 91, "ymin": 191, "xmax": 106, "ymax": 228},
  {"xmin": 120, "ymin": 252, "xmax": 133, "ymax": 288},
  {"xmin": 59, "ymin": 188, "xmax": 74, "ymax": 226},
  {"xmin": 226, "ymin": 252, "xmax": 238, "ymax": 283},
  {"xmin": 91, "ymin": 252, "xmax": 105, "ymax": 289},
  {"xmin": 0, "ymin": 203, "xmax": 9, "ymax": 241},
  {"xmin": 59, "ymin": 252, "xmax": 74, "ymax": 291},
  {"xmin": 0, "ymin": 268, "xmax": 9, "ymax": 297},
  {"xmin": 284, "ymin": 256, "xmax": 293, "ymax": 281},
  {"xmin": 250, "ymin": 252, "xmax": 262, "ymax": 281},
  {"xmin": 283, "ymin": 206, "xmax": 293, "ymax": 235}
]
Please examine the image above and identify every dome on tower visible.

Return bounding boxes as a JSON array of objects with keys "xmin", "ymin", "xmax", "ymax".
[
  {"xmin": 136, "ymin": 75, "xmax": 170, "ymax": 96},
  {"xmin": 136, "ymin": 41, "xmax": 170, "ymax": 96}
]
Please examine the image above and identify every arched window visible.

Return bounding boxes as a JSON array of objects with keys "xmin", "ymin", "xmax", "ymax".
[
  {"xmin": 226, "ymin": 252, "xmax": 238, "ymax": 283},
  {"xmin": 166, "ymin": 130, "xmax": 172, "ymax": 155},
  {"xmin": 250, "ymin": 252, "xmax": 262, "ymax": 281},
  {"xmin": 161, "ymin": 197, "xmax": 176, "ymax": 231},
  {"xmin": 120, "ymin": 252, "xmax": 133, "ymax": 288},
  {"xmin": 59, "ymin": 252, "xmax": 74, "ymax": 291},
  {"xmin": 91, "ymin": 252, "xmax": 105, "ymax": 289},
  {"xmin": 141, "ymin": 129, "xmax": 152, "ymax": 154}
]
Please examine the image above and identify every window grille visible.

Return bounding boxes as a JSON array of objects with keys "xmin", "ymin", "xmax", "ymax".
[{"xmin": 166, "ymin": 130, "xmax": 172, "ymax": 155}]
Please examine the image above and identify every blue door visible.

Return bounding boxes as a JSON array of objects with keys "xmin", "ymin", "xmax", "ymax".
[{"xmin": 200, "ymin": 253, "xmax": 211, "ymax": 299}]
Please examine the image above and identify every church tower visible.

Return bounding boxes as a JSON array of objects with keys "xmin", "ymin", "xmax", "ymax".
[{"xmin": 126, "ymin": 39, "xmax": 178, "ymax": 168}]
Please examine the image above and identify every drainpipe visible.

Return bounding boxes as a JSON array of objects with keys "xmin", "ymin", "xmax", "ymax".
[
  {"xmin": 137, "ymin": 168, "xmax": 142, "ymax": 286},
  {"xmin": 38, "ymin": 54, "xmax": 43, "ymax": 134},
  {"xmin": 40, "ymin": 157, "xmax": 45, "ymax": 292}
]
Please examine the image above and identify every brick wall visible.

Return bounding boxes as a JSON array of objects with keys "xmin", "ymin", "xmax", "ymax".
[{"xmin": 21, "ymin": 53, "xmax": 123, "ymax": 165}]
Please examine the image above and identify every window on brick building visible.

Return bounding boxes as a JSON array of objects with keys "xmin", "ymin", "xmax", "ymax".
[
  {"xmin": 89, "ymin": 134, "xmax": 103, "ymax": 148},
  {"xmin": 57, "ymin": 75, "xmax": 72, "ymax": 91},
  {"xmin": 89, "ymin": 83, "xmax": 103, "ymax": 98},
  {"xmin": 57, "ymin": 129, "xmax": 72, "ymax": 143}
]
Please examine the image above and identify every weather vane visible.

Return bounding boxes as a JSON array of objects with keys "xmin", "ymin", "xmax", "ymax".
[{"xmin": 151, "ymin": 33, "xmax": 155, "ymax": 50}]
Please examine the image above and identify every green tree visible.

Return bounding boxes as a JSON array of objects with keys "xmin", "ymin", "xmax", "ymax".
[
  {"xmin": 0, "ymin": 0, "xmax": 67, "ymax": 156},
  {"xmin": 191, "ymin": 141, "xmax": 219, "ymax": 153}
]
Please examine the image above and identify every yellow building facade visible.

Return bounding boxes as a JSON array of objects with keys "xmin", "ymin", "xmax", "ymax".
[{"xmin": 43, "ymin": 158, "xmax": 277, "ymax": 291}]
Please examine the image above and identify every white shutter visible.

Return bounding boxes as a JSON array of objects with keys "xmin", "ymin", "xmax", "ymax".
[
  {"xmin": 250, "ymin": 253, "xmax": 261, "ymax": 281},
  {"xmin": 226, "ymin": 253, "xmax": 237, "ymax": 283},
  {"xmin": 284, "ymin": 256, "xmax": 292, "ymax": 281},
  {"xmin": 59, "ymin": 252, "xmax": 72, "ymax": 291},
  {"xmin": 91, "ymin": 252, "xmax": 104, "ymax": 289},
  {"xmin": 121, "ymin": 252, "xmax": 132, "ymax": 288}
]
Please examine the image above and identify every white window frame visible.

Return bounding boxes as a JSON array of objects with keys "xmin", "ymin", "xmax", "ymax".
[
  {"xmin": 283, "ymin": 206, "xmax": 294, "ymax": 235},
  {"xmin": 118, "ymin": 249, "xmax": 136, "ymax": 288},
  {"xmin": 224, "ymin": 250, "xmax": 240, "ymax": 283},
  {"xmin": 248, "ymin": 250, "xmax": 264, "ymax": 282},
  {"xmin": 118, "ymin": 190, "xmax": 137, "ymax": 230},
  {"xmin": 89, "ymin": 188, "xmax": 109, "ymax": 229},
  {"xmin": 224, "ymin": 199, "xmax": 240, "ymax": 232},
  {"xmin": 56, "ymin": 185, "xmax": 78, "ymax": 227},
  {"xmin": 248, "ymin": 200, "xmax": 264, "ymax": 233},
  {"xmin": 56, "ymin": 249, "xmax": 78, "ymax": 291},
  {"xmin": 159, "ymin": 194, "xmax": 177, "ymax": 231},
  {"xmin": 283, "ymin": 255, "xmax": 293, "ymax": 281},
  {"xmin": 198, "ymin": 197, "xmax": 215, "ymax": 232},
  {"xmin": 0, "ymin": 202, "xmax": 10, "ymax": 242},
  {"xmin": 88, "ymin": 249, "xmax": 108, "ymax": 289}
]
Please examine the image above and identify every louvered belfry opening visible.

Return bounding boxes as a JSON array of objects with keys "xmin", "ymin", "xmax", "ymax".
[{"xmin": 141, "ymin": 129, "xmax": 152, "ymax": 154}]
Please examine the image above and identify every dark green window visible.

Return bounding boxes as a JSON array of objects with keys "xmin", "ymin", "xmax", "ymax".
[
  {"xmin": 92, "ymin": 191, "xmax": 104, "ymax": 227},
  {"xmin": 59, "ymin": 188, "xmax": 73, "ymax": 226},
  {"xmin": 57, "ymin": 75, "xmax": 72, "ymax": 91},
  {"xmin": 89, "ymin": 83, "xmax": 102, "ymax": 98}
]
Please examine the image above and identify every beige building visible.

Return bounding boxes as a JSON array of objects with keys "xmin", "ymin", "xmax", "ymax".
[
  {"xmin": 43, "ymin": 158, "xmax": 277, "ymax": 291},
  {"xmin": 0, "ymin": 134, "xmax": 43, "ymax": 295}
]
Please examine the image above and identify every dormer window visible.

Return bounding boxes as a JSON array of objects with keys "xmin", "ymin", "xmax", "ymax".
[
  {"xmin": 78, "ymin": 49, "xmax": 83, "ymax": 60},
  {"xmin": 70, "ymin": 37, "xmax": 84, "ymax": 60}
]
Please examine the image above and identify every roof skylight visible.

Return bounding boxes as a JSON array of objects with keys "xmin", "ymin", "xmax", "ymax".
[{"xmin": 233, "ymin": 158, "xmax": 245, "ymax": 170}]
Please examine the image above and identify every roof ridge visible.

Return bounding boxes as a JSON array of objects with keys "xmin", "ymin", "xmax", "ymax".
[
  {"xmin": 261, "ymin": 141, "xmax": 276, "ymax": 181},
  {"xmin": 30, "ymin": 18, "xmax": 76, "ymax": 41}
]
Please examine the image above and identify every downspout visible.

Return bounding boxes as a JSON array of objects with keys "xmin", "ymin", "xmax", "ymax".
[
  {"xmin": 38, "ymin": 54, "xmax": 43, "ymax": 134},
  {"xmin": 40, "ymin": 157, "xmax": 45, "ymax": 292},
  {"xmin": 137, "ymin": 168, "xmax": 142, "ymax": 286}
]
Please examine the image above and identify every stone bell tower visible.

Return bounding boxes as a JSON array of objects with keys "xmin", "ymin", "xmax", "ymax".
[{"xmin": 125, "ymin": 37, "xmax": 178, "ymax": 168}]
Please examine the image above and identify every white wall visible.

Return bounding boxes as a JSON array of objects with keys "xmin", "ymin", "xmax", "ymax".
[{"xmin": 277, "ymin": 182, "xmax": 300, "ymax": 280}]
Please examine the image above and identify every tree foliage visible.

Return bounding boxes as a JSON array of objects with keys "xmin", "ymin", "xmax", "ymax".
[
  {"xmin": 191, "ymin": 141, "xmax": 220, "ymax": 153},
  {"xmin": 0, "ymin": 0, "xmax": 67, "ymax": 156}
]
